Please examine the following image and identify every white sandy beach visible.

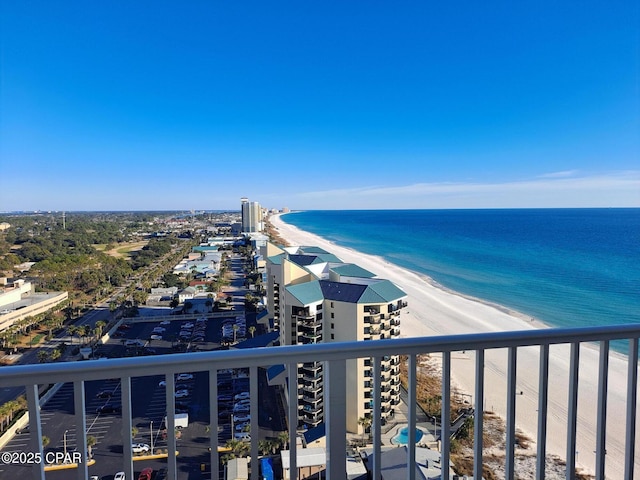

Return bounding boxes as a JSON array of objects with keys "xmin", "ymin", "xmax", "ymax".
[{"xmin": 271, "ymin": 213, "xmax": 639, "ymax": 479}]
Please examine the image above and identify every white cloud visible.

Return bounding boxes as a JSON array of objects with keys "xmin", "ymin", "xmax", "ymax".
[
  {"xmin": 537, "ymin": 170, "xmax": 580, "ymax": 179},
  {"xmin": 277, "ymin": 171, "xmax": 640, "ymax": 209}
]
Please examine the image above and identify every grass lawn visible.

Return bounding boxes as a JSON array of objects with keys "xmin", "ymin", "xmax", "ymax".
[{"xmin": 92, "ymin": 241, "xmax": 148, "ymax": 259}]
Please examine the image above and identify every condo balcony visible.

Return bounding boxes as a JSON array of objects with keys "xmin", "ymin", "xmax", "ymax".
[
  {"xmin": 298, "ymin": 317, "xmax": 321, "ymax": 327},
  {"xmin": 300, "ymin": 362, "xmax": 322, "ymax": 373},
  {"xmin": 298, "ymin": 332, "xmax": 323, "ymax": 343},
  {"xmin": 0, "ymin": 324, "xmax": 638, "ymax": 480}
]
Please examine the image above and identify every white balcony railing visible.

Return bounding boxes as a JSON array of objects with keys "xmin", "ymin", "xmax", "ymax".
[{"xmin": 0, "ymin": 323, "xmax": 638, "ymax": 480}]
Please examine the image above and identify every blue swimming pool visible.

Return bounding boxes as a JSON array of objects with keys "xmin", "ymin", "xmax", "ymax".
[{"xmin": 391, "ymin": 426, "xmax": 423, "ymax": 445}]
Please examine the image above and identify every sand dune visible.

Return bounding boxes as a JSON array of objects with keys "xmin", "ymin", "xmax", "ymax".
[{"xmin": 270, "ymin": 213, "xmax": 638, "ymax": 479}]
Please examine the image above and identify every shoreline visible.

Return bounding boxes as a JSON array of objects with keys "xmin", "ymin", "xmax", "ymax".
[{"xmin": 271, "ymin": 212, "xmax": 638, "ymax": 478}]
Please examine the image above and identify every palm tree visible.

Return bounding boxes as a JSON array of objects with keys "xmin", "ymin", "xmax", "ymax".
[
  {"xmin": 76, "ymin": 325, "xmax": 89, "ymax": 345},
  {"xmin": 232, "ymin": 324, "xmax": 239, "ymax": 343},
  {"xmin": 248, "ymin": 326, "xmax": 256, "ymax": 338},
  {"xmin": 37, "ymin": 350, "xmax": 50, "ymax": 363},
  {"xmin": 277, "ymin": 430, "xmax": 289, "ymax": 450},
  {"xmin": 95, "ymin": 320, "xmax": 106, "ymax": 339},
  {"xmin": 358, "ymin": 416, "xmax": 372, "ymax": 444},
  {"xmin": 42, "ymin": 435, "xmax": 51, "ymax": 449},
  {"xmin": 131, "ymin": 426, "xmax": 139, "ymax": 439},
  {"xmin": 258, "ymin": 439, "xmax": 271, "ymax": 456},
  {"xmin": 225, "ymin": 438, "xmax": 249, "ymax": 458},
  {"xmin": 66, "ymin": 325, "xmax": 77, "ymax": 344}
]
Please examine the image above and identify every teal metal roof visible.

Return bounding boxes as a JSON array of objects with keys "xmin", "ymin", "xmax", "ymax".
[
  {"xmin": 315, "ymin": 253, "xmax": 343, "ymax": 263},
  {"xmin": 330, "ymin": 264, "xmax": 376, "ymax": 279},
  {"xmin": 359, "ymin": 280, "xmax": 407, "ymax": 304},
  {"xmin": 285, "ymin": 280, "xmax": 324, "ymax": 305},
  {"xmin": 268, "ymin": 253, "xmax": 285, "ymax": 265},
  {"xmin": 299, "ymin": 246, "xmax": 331, "ymax": 254}
]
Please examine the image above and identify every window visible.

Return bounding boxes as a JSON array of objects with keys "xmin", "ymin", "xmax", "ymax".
[
  {"xmin": 331, "ymin": 323, "xmax": 334, "ymax": 329},
  {"xmin": 331, "ymin": 302, "xmax": 334, "ymax": 308},
  {"xmin": 331, "ymin": 334, "xmax": 334, "ymax": 340},
  {"xmin": 316, "ymin": 312, "xmax": 323, "ymax": 320},
  {"xmin": 331, "ymin": 313, "xmax": 334, "ymax": 319},
  {"xmin": 317, "ymin": 303, "xmax": 322, "ymax": 310}
]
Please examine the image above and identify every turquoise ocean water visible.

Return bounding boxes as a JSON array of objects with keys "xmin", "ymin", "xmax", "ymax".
[{"xmin": 281, "ymin": 209, "xmax": 640, "ymax": 332}]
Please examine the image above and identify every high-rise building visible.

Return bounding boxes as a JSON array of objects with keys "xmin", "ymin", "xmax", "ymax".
[
  {"xmin": 262, "ymin": 242, "xmax": 407, "ymax": 433},
  {"xmin": 241, "ymin": 198, "xmax": 262, "ymax": 233}
]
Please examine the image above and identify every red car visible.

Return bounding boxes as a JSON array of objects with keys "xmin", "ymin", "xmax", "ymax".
[{"xmin": 138, "ymin": 467, "xmax": 153, "ymax": 480}]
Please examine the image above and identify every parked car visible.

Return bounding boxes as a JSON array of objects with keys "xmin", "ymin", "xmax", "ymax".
[
  {"xmin": 160, "ymin": 320, "xmax": 171, "ymax": 325},
  {"xmin": 96, "ymin": 404, "xmax": 121, "ymax": 414},
  {"xmin": 96, "ymin": 391, "xmax": 112, "ymax": 399},
  {"xmin": 218, "ymin": 394, "xmax": 233, "ymax": 402},
  {"xmin": 176, "ymin": 373, "xmax": 193, "ymax": 381},
  {"xmin": 234, "ymin": 432, "xmax": 251, "ymax": 441},
  {"xmin": 235, "ymin": 422, "xmax": 251, "ymax": 432},
  {"xmin": 114, "ymin": 472, "xmax": 126, "ymax": 480},
  {"xmin": 233, "ymin": 413, "xmax": 251, "ymax": 423},
  {"xmin": 138, "ymin": 467, "xmax": 153, "ymax": 480},
  {"xmin": 234, "ymin": 392, "xmax": 250, "ymax": 401},
  {"xmin": 175, "ymin": 390, "xmax": 189, "ymax": 398},
  {"xmin": 233, "ymin": 404, "xmax": 250, "ymax": 413},
  {"xmin": 132, "ymin": 443, "xmax": 150, "ymax": 454},
  {"xmin": 150, "ymin": 335, "xmax": 162, "ymax": 341},
  {"xmin": 152, "ymin": 327, "xmax": 165, "ymax": 333}
]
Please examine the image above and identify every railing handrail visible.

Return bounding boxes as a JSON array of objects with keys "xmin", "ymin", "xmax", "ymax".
[{"xmin": 1, "ymin": 323, "xmax": 639, "ymax": 388}]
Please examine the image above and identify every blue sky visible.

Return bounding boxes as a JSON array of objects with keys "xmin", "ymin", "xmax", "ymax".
[{"xmin": 1, "ymin": 1, "xmax": 638, "ymax": 211}]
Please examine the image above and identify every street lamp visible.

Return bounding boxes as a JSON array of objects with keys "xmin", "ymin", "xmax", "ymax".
[
  {"xmin": 63, "ymin": 430, "xmax": 68, "ymax": 456},
  {"xmin": 150, "ymin": 421, "xmax": 153, "ymax": 453}
]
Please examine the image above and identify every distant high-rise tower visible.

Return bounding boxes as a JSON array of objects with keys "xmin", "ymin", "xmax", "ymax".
[{"xmin": 241, "ymin": 198, "xmax": 262, "ymax": 233}]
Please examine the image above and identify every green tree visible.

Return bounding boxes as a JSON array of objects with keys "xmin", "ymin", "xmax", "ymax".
[
  {"xmin": 277, "ymin": 430, "xmax": 289, "ymax": 450},
  {"xmin": 94, "ymin": 320, "xmax": 106, "ymax": 339},
  {"xmin": 37, "ymin": 350, "xmax": 50, "ymax": 363},
  {"xmin": 86, "ymin": 435, "xmax": 97, "ymax": 459}
]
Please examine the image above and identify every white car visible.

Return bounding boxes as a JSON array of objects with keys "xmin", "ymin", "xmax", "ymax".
[
  {"xmin": 183, "ymin": 322, "xmax": 194, "ymax": 328},
  {"xmin": 114, "ymin": 473, "xmax": 126, "ymax": 480},
  {"xmin": 125, "ymin": 339, "xmax": 145, "ymax": 346},
  {"xmin": 234, "ymin": 392, "xmax": 250, "ymax": 400},
  {"xmin": 176, "ymin": 373, "xmax": 194, "ymax": 381},
  {"xmin": 152, "ymin": 327, "xmax": 166, "ymax": 333},
  {"xmin": 150, "ymin": 335, "xmax": 162, "ymax": 341},
  {"xmin": 175, "ymin": 389, "xmax": 189, "ymax": 398},
  {"xmin": 233, "ymin": 413, "xmax": 251, "ymax": 423},
  {"xmin": 160, "ymin": 320, "xmax": 171, "ymax": 325},
  {"xmin": 132, "ymin": 443, "xmax": 150, "ymax": 454},
  {"xmin": 234, "ymin": 432, "xmax": 251, "ymax": 441},
  {"xmin": 233, "ymin": 404, "xmax": 250, "ymax": 413}
]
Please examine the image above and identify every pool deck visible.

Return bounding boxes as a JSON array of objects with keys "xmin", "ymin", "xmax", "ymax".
[{"xmin": 379, "ymin": 387, "xmax": 438, "ymax": 447}]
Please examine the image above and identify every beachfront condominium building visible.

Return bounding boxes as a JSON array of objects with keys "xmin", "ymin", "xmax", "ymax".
[
  {"xmin": 262, "ymin": 242, "xmax": 407, "ymax": 434},
  {"xmin": 240, "ymin": 197, "xmax": 262, "ymax": 233}
]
